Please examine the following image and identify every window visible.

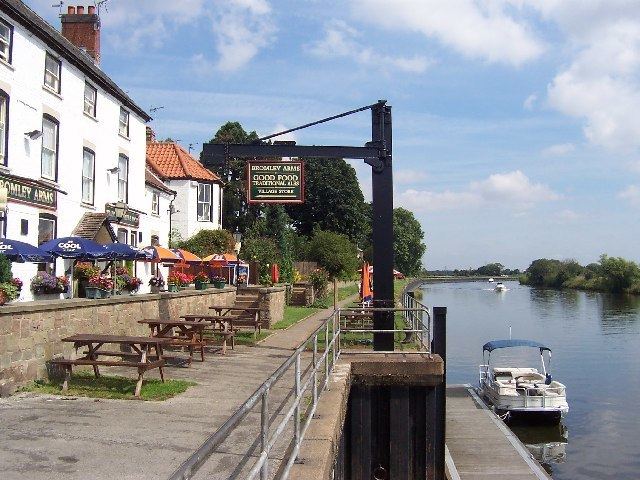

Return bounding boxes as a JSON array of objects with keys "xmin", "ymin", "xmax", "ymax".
[
  {"xmin": 84, "ymin": 82, "xmax": 97, "ymax": 117},
  {"xmin": 41, "ymin": 116, "xmax": 58, "ymax": 180},
  {"xmin": 38, "ymin": 214, "xmax": 56, "ymax": 246},
  {"xmin": 118, "ymin": 107, "xmax": 129, "ymax": 137},
  {"xmin": 197, "ymin": 183, "xmax": 212, "ymax": 222},
  {"xmin": 44, "ymin": 53, "xmax": 61, "ymax": 93},
  {"xmin": 117, "ymin": 154, "xmax": 128, "ymax": 202},
  {"xmin": 151, "ymin": 234, "xmax": 160, "ymax": 246},
  {"xmin": 82, "ymin": 148, "xmax": 95, "ymax": 204},
  {"xmin": 117, "ymin": 228, "xmax": 127, "ymax": 244},
  {"xmin": 151, "ymin": 190, "xmax": 159, "ymax": 215},
  {"xmin": 0, "ymin": 90, "xmax": 8, "ymax": 166},
  {"xmin": 130, "ymin": 231, "xmax": 138, "ymax": 247},
  {"xmin": 0, "ymin": 19, "xmax": 12, "ymax": 64}
]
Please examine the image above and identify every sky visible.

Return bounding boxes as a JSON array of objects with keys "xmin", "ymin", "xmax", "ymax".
[{"xmin": 26, "ymin": 0, "xmax": 640, "ymax": 270}]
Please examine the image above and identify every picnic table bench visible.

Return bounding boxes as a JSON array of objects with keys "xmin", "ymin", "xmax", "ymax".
[
  {"xmin": 180, "ymin": 314, "xmax": 235, "ymax": 354},
  {"xmin": 51, "ymin": 335, "xmax": 170, "ymax": 397},
  {"xmin": 209, "ymin": 305, "xmax": 263, "ymax": 336},
  {"xmin": 138, "ymin": 319, "xmax": 208, "ymax": 364}
]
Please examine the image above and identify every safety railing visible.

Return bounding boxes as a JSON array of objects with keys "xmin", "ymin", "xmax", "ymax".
[{"xmin": 169, "ymin": 301, "xmax": 432, "ymax": 480}]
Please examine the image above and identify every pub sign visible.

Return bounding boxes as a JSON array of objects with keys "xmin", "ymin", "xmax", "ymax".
[
  {"xmin": 0, "ymin": 174, "xmax": 56, "ymax": 210},
  {"xmin": 105, "ymin": 203, "xmax": 140, "ymax": 228},
  {"xmin": 247, "ymin": 161, "xmax": 304, "ymax": 204}
]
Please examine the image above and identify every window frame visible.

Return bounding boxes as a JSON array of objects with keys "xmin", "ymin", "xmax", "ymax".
[
  {"xmin": 41, "ymin": 115, "xmax": 59, "ymax": 181},
  {"xmin": 37, "ymin": 213, "xmax": 57, "ymax": 246},
  {"xmin": 44, "ymin": 52, "xmax": 61, "ymax": 93},
  {"xmin": 81, "ymin": 148, "xmax": 95, "ymax": 205},
  {"xmin": 0, "ymin": 18, "xmax": 13, "ymax": 64},
  {"xmin": 0, "ymin": 89, "xmax": 8, "ymax": 166},
  {"xmin": 118, "ymin": 107, "xmax": 129, "ymax": 137},
  {"xmin": 83, "ymin": 82, "xmax": 97, "ymax": 117},
  {"xmin": 151, "ymin": 190, "xmax": 160, "ymax": 215},
  {"xmin": 117, "ymin": 154, "xmax": 129, "ymax": 203},
  {"xmin": 197, "ymin": 183, "xmax": 213, "ymax": 222}
]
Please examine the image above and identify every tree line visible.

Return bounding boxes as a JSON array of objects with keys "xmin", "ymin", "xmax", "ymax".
[
  {"xmin": 187, "ymin": 121, "xmax": 426, "ymax": 284},
  {"xmin": 520, "ymin": 255, "xmax": 640, "ymax": 294},
  {"xmin": 425, "ymin": 263, "xmax": 521, "ymax": 277}
]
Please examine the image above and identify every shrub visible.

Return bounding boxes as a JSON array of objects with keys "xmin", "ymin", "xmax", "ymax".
[
  {"xmin": 0, "ymin": 282, "xmax": 19, "ymax": 301},
  {"xmin": 308, "ymin": 269, "xmax": 329, "ymax": 298},
  {"xmin": 0, "ymin": 255, "xmax": 12, "ymax": 283},
  {"xmin": 176, "ymin": 229, "xmax": 235, "ymax": 258},
  {"xmin": 306, "ymin": 230, "xmax": 359, "ymax": 280},
  {"xmin": 240, "ymin": 237, "xmax": 280, "ymax": 283}
]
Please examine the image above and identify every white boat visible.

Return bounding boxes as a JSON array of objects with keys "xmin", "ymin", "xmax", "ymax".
[
  {"xmin": 488, "ymin": 278, "xmax": 495, "ymax": 282},
  {"xmin": 478, "ymin": 339, "xmax": 569, "ymax": 424},
  {"xmin": 494, "ymin": 282, "xmax": 507, "ymax": 292}
]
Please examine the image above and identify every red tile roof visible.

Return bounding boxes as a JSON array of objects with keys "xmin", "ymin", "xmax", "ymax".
[
  {"xmin": 145, "ymin": 165, "xmax": 176, "ymax": 195},
  {"xmin": 146, "ymin": 142, "xmax": 221, "ymax": 183}
]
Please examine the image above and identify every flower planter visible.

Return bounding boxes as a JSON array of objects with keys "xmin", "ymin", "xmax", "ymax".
[
  {"xmin": 195, "ymin": 281, "xmax": 209, "ymax": 290},
  {"xmin": 85, "ymin": 287, "xmax": 112, "ymax": 299},
  {"xmin": 212, "ymin": 281, "xmax": 226, "ymax": 289},
  {"xmin": 150, "ymin": 285, "xmax": 161, "ymax": 294},
  {"xmin": 168, "ymin": 284, "xmax": 179, "ymax": 293}
]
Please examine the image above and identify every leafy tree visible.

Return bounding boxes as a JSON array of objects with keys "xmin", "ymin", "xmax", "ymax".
[
  {"xmin": 598, "ymin": 254, "xmax": 640, "ymax": 293},
  {"xmin": 240, "ymin": 237, "xmax": 280, "ymax": 283},
  {"xmin": 176, "ymin": 229, "xmax": 235, "ymax": 258},
  {"xmin": 306, "ymin": 229, "xmax": 359, "ymax": 280},
  {"xmin": 393, "ymin": 207, "xmax": 426, "ymax": 276},
  {"xmin": 286, "ymin": 158, "xmax": 369, "ymax": 245},
  {"xmin": 204, "ymin": 122, "xmax": 261, "ymax": 234},
  {"xmin": 476, "ymin": 263, "xmax": 504, "ymax": 277},
  {"xmin": 525, "ymin": 259, "xmax": 561, "ymax": 286}
]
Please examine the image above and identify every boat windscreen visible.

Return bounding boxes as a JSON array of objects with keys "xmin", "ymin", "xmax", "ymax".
[{"xmin": 482, "ymin": 339, "xmax": 551, "ymax": 353}]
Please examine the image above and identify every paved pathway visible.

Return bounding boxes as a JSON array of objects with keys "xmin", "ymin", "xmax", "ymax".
[{"xmin": 0, "ymin": 298, "xmax": 356, "ymax": 480}]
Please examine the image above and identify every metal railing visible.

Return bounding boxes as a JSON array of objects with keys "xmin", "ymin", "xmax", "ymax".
[{"xmin": 169, "ymin": 300, "xmax": 431, "ymax": 480}]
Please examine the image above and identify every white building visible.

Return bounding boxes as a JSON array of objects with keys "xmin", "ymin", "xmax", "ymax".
[
  {"xmin": 146, "ymin": 129, "xmax": 223, "ymax": 242},
  {"xmin": 0, "ymin": 2, "xmax": 156, "ymax": 300}
]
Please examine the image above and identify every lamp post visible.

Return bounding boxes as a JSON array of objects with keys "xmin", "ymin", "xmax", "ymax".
[
  {"xmin": 233, "ymin": 228, "xmax": 242, "ymax": 254},
  {"xmin": 113, "ymin": 201, "xmax": 127, "ymax": 223}
]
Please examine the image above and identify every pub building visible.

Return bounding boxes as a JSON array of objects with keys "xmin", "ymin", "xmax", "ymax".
[{"xmin": 0, "ymin": 2, "xmax": 165, "ymax": 301}]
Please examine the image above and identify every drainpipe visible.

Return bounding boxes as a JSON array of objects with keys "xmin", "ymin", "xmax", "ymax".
[{"xmin": 168, "ymin": 192, "xmax": 177, "ymax": 246}]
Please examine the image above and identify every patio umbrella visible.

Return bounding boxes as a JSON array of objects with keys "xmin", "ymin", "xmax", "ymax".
[
  {"xmin": 202, "ymin": 253, "xmax": 238, "ymax": 263},
  {"xmin": 40, "ymin": 236, "xmax": 109, "ymax": 259},
  {"xmin": 171, "ymin": 248, "xmax": 202, "ymax": 264},
  {"xmin": 361, "ymin": 261, "xmax": 373, "ymax": 304},
  {"xmin": 0, "ymin": 238, "xmax": 54, "ymax": 263},
  {"xmin": 101, "ymin": 243, "xmax": 150, "ymax": 260},
  {"xmin": 141, "ymin": 245, "xmax": 180, "ymax": 263}
]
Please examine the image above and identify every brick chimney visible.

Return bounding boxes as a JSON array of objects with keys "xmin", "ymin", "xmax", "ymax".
[
  {"xmin": 146, "ymin": 127, "xmax": 156, "ymax": 144},
  {"xmin": 61, "ymin": 5, "xmax": 101, "ymax": 65}
]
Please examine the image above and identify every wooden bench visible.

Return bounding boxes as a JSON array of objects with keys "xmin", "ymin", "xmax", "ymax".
[
  {"xmin": 209, "ymin": 306, "xmax": 263, "ymax": 336},
  {"xmin": 181, "ymin": 314, "xmax": 236, "ymax": 354},
  {"xmin": 138, "ymin": 319, "xmax": 208, "ymax": 364}
]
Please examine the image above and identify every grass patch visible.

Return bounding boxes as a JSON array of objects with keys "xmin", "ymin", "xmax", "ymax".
[
  {"xmin": 20, "ymin": 371, "xmax": 195, "ymax": 401},
  {"xmin": 338, "ymin": 283, "xmax": 359, "ymax": 301},
  {"xmin": 272, "ymin": 306, "xmax": 322, "ymax": 330},
  {"xmin": 234, "ymin": 330, "xmax": 271, "ymax": 346}
]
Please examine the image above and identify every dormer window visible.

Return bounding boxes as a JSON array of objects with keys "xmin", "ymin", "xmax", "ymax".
[{"xmin": 44, "ymin": 53, "xmax": 61, "ymax": 93}]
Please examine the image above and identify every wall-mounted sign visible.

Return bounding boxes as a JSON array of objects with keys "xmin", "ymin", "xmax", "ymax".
[
  {"xmin": 247, "ymin": 161, "xmax": 304, "ymax": 204},
  {"xmin": 105, "ymin": 203, "xmax": 140, "ymax": 227},
  {"xmin": 0, "ymin": 174, "xmax": 57, "ymax": 210}
]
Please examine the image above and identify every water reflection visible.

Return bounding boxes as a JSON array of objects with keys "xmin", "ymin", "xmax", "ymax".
[
  {"xmin": 599, "ymin": 293, "xmax": 640, "ymax": 333},
  {"xmin": 511, "ymin": 423, "xmax": 568, "ymax": 475},
  {"xmin": 529, "ymin": 287, "xmax": 580, "ymax": 318}
]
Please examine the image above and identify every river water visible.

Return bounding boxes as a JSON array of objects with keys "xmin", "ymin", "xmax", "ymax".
[{"xmin": 420, "ymin": 280, "xmax": 640, "ymax": 479}]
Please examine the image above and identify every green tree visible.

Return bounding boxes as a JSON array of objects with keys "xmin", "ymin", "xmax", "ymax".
[
  {"xmin": 240, "ymin": 237, "xmax": 280, "ymax": 284},
  {"xmin": 176, "ymin": 229, "xmax": 235, "ymax": 258},
  {"xmin": 306, "ymin": 229, "xmax": 359, "ymax": 279},
  {"xmin": 476, "ymin": 263, "xmax": 504, "ymax": 276},
  {"xmin": 204, "ymin": 122, "xmax": 261, "ymax": 234},
  {"xmin": 286, "ymin": 158, "xmax": 369, "ymax": 245},
  {"xmin": 393, "ymin": 207, "xmax": 426, "ymax": 276},
  {"xmin": 524, "ymin": 259, "xmax": 562, "ymax": 286},
  {"xmin": 598, "ymin": 254, "xmax": 640, "ymax": 293}
]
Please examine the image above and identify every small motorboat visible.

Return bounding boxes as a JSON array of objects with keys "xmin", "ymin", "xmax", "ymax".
[
  {"xmin": 488, "ymin": 277, "xmax": 495, "ymax": 283},
  {"xmin": 494, "ymin": 282, "xmax": 507, "ymax": 292},
  {"xmin": 478, "ymin": 339, "xmax": 569, "ymax": 424}
]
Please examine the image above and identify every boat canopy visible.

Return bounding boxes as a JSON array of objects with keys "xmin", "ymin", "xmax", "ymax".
[{"xmin": 482, "ymin": 339, "xmax": 551, "ymax": 353}]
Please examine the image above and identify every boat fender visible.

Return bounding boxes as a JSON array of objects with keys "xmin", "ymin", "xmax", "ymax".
[{"xmin": 545, "ymin": 373, "xmax": 552, "ymax": 385}]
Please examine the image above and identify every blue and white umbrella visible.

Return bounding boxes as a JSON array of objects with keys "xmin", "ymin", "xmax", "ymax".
[
  {"xmin": 40, "ymin": 236, "xmax": 109, "ymax": 259},
  {"xmin": 101, "ymin": 243, "xmax": 150, "ymax": 260},
  {"xmin": 0, "ymin": 238, "xmax": 54, "ymax": 263}
]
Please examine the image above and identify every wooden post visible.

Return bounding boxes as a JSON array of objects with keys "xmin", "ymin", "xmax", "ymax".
[
  {"xmin": 333, "ymin": 277, "xmax": 338, "ymax": 310},
  {"xmin": 432, "ymin": 307, "xmax": 447, "ymax": 480}
]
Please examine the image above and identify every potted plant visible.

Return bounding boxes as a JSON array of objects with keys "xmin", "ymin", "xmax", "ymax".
[
  {"xmin": 194, "ymin": 271, "xmax": 209, "ymax": 290},
  {"xmin": 167, "ymin": 272, "xmax": 183, "ymax": 292},
  {"xmin": 74, "ymin": 262, "xmax": 99, "ymax": 298},
  {"xmin": 11, "ymin": 277, "xmax": 23, "ymax": 292},
  {"xmin": 31, "ymin": 272, "xmax": 59, "ymax": 295},
  {"xmin": 56, "ymin": 276, "xmax": 70, "ymax": 294},
  {"xmin": 122, "ymin": 275, "xmax": 142, "ymax": 294},
  {"xmin": 85, "ymin": 275, "xmax": 114, "ymax": 299},
  {"xmin": 0, "ymin": 282, "xmax": 19, "ymax": 305},
  {"xmin": 211, "ymin": 276, "xmax": 227, "ymax": 289},
  {"xmin": 148, "ymin": 276, "xmax": 165, "ymax": 293}
]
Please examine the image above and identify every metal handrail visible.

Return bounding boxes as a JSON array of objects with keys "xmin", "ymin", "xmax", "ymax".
[{"xmin": 169, "ymin": 301, "xmax": 432, "ymax": 480}]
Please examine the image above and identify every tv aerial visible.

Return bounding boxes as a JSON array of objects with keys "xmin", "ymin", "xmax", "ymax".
[
  {"xmin": 52, "ymin": 2, "xmax": 64, "ymax": 16},
  {"xmin": 95, "ymin": 0, "xmax": 110, "ymax": 14}
]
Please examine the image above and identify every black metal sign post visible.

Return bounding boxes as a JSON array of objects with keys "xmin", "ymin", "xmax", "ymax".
[{"xmin": 202, "ymin": 100, "xmax": 395, "ymax": 350}]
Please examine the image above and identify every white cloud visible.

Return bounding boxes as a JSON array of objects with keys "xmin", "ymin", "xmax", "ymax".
[
  {"xmin": 556, "ymin": 209, "xmax": 582, "ymax": 221},
  {"xmin": 396, "ymin": 170, "xmax": 559, "ymax": 212},
  {"xmin": 541, "ymin": 143, "xmax": 575, "ymax": 156},
  {"xmin": 523, "ymin": 94, "xmax": 537, "ymax": 110},
  {"xmin": 351, "ymin": 0, "xmax": 545, "ymax": 66},
  {"xmin": 309, "ymin": 20, "xmax": 431, "ymax": 73},
  {"xmin": 619, "ymin": 185, "xmax": 640, "ymax": 207},
  {"xmin": 395, "ymin": 169, "xmax": 428, "ymax": 185}
]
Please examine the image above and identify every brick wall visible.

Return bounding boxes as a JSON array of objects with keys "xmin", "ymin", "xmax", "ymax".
[{"xmin": 0, "ymin": 287, "xmax": 235, "ymax": 395}]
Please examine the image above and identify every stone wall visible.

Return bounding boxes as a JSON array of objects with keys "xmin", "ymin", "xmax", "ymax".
[
  {"xmin": 0, "ymin": 287, "xmax": 235, "ymax": 395},
  {"xmin": 238, "ymin": 285, "xmax": 286, "ymax": 328}
]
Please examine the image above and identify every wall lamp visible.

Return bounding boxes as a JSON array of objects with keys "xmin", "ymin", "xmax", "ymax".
[
  {"xmin": 107, "ymin": 166, "xmax": 120, "ymax": 174},
  {"xmin": 24, "ymin": 130, "xmax": 43, "ymax": 140}
]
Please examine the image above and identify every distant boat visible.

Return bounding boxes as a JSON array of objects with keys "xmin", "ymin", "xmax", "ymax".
[
  {"xmin": 495, "ymin": 282, "xmax": 507, "ymax": 292},
  {"xmin": 478, "ymin": 339, "xmax": 569, "ymax": 424},
  {"xmin": 488, "ymin": 278, "xmax": 495, "ymax": 282}
]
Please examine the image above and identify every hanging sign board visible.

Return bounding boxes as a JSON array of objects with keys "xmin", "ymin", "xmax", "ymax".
[
  {"xmin": 105, "ymin": 203, "xmax": 140, "ymax": 227},
  {"xmin": 247, "ymin": 161, "xmax": 304, "ymax": 204},
  {"xmin": 0, "ymin": 174, "xmax": 56, "ymax": 210}
]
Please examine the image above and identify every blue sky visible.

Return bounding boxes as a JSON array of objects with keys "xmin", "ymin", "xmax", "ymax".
[{"xmin": 28, "ymin": 0, "xmax": 640, "ymax": 269}]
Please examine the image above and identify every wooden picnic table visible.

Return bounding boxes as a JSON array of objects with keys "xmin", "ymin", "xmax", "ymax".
[
  {"xmin": 180, "ymin": 314, "xmax": 236, "ymax": 354},
  {"xmin": 138, "ymin": 319, "xmax": 208, "ymax": 364},
  {"xmin": 208, "ymin": 305, "xmax": 263, "ymax": 335},
  {"xmin": 54, "ymin": 334, "xmax": 170, "ymax": 397}
]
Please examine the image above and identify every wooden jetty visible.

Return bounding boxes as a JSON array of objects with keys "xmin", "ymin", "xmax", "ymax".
[{"xmin": 446, "ymin": 385, "xmax": 551, "ymax": 480}]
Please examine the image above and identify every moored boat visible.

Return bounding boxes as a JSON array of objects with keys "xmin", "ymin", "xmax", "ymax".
[
  {"xmin": 478, "ymin": 339, "xmax": 569, "ymax": 424},
  {"xmin": 494, "ymin": 282, "xmax": 507, "ymax": 292}
]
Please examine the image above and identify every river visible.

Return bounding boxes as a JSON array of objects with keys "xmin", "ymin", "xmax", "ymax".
[{"xmin": 420, "ymin": 280, "xmax": 640, "ymax": 479}]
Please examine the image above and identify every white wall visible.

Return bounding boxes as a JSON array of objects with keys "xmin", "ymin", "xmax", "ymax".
[
  {"xmin": 167, "ymin": 179, "xmax": 222, "ymax": 241},
  {"xmin": 0, "ymin": 11, "xmax": 152, "ymax": 301}
]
